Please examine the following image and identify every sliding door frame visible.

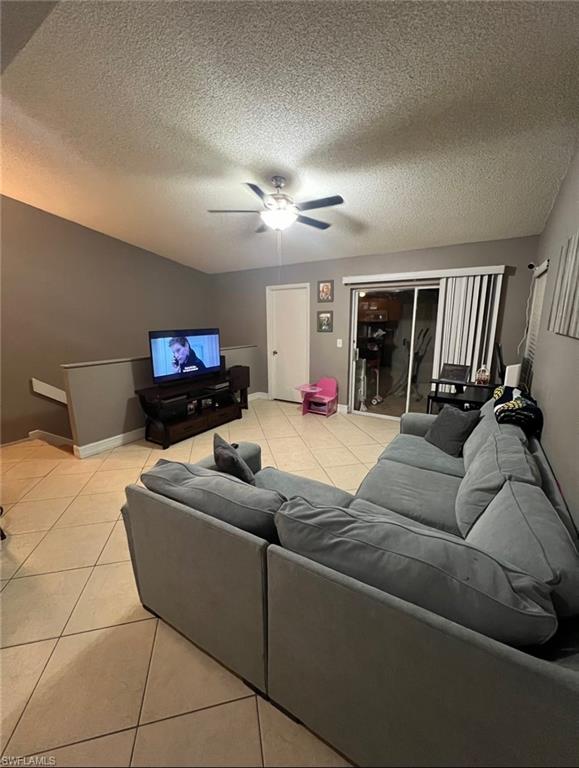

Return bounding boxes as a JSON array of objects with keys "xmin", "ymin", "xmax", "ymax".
[{"xmin": 348, "ymin": 281, "xmax": 439, "ymax": 420}]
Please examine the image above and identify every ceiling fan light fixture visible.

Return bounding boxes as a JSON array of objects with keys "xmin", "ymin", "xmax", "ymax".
[
  {"xmin": 209, "ymin": 176, "xmax": 342, "ymax": 232},
  {"xmin": 260, "ymin": 207, "xmax": 298, "ymax": 231}
]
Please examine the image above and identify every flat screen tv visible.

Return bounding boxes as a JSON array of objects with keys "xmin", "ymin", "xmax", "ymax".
[{"xmin": 149, "ymin": 328, "xmax": 221, "ymax": 385}]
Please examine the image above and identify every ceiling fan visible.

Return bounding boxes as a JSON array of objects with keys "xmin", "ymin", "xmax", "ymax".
[{"xmin": 208, "ymin": 175, "xmax": 344, "ymax": 232}]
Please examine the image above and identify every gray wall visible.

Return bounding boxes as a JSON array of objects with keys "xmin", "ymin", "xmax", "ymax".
[
  {"xmin": 212, "ymin": 236, "xmax": 539, "ymax": 400},
  {"xmin": 0, "ymin": 194, "xmax": 541, "ymax": 456},
  {"xmin": 532, "ymin": 149, "xmax": 579, "ymax": 522},
  {"xmin": 1, "ymin": 196, "xmax": 216, "ymax": 443},
  {"xmin": 63, "ymin": 357, "xmax": 153, "ymax": 449}
]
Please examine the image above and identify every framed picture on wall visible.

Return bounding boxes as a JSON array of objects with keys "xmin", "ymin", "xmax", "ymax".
[
  {"xmin": 317, "ymin": 311, "xmax": 333, "ymax": 333},
  {"xmin": 317, "ymin": 280, "xmax": 334, "ymax": 303}
]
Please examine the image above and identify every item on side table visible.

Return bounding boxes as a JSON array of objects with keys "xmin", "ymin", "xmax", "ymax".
[
  {"xmin": 474, "ymin": 365, "xmax": 490, "ymax": 385},
  {"xmin": 424, "ymin": 405, "xmax": 480, "ymax": 457},
  {"xmin": 437, "ymin": 363, "xmax": 470, "ymax": 386},
  {"xmin": 427, "ymin": 363, "xmax": 495, "ymax": 414},
  {"xmin": 492, "ymin": 385, "xmax": 544, "ymax": 436},
  {"xmin": 297, "ymin": 377, "xmax": 338, "ymax": 417},
  {"xmin": 213, "ymin": 433, "xmax": 256, "ymax": 484}
]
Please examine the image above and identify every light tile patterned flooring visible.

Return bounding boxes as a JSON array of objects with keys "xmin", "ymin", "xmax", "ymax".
[{"xmin": 0, "ymin": 399, "xmax": 399, "ymax": 766}]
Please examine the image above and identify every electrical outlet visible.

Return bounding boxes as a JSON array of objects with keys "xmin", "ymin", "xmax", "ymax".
[{"xmin": 336, "ymin": 338, "xmax": 343, "ymax": 348}]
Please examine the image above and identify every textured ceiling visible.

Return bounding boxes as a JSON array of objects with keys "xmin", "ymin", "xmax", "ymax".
[{"xmin": 2, "ymin": 0, "xmax": 579, "ymax": 273}]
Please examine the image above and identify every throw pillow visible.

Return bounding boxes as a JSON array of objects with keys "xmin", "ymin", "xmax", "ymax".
[
  {"xmin": 424, "ymin": 406, "xmax": 480, "ymax": 457},
  {"xmin": 213, "ymin": 433, "xmax": 255, "ymax": 484}
]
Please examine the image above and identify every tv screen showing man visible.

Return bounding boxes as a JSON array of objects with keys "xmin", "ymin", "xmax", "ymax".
[
  {"xmin": 149, "ymin": 329, "xmax": 221, "ymax": 383},
  {"xmin": 169, "ymin": 336, "xmax": 206, "ymax": 374}
]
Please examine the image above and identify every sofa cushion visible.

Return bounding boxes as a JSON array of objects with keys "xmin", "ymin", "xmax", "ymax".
[
  {"xmin": 455, "ymin": 433, "xmax": 541, "ymax": 537},
  {"xmin": 255, "ymin": 466, "xmax": 354, "ymax": 508},
  {"xmin": 213, "ymin": 433, "xmax": 255, "ymax": 484},
  {"xmin": 141, "ymin": 460, "xmax": 284, "ymax": 542},
  {"xmin": 380, "ymin": 434, "xmax": 465, "ymax": 477},
  {"xmin": 462, "ymin": 413, "xmax": 528, "ymax": 470},
  {"xmin": 424, "ymin": 405, "xmax": 480, "ymax": 457},
  {"xmin": 479, "ymin": 397, "xmax": 496, "ymax": 419},
  {"xmin": 467, "ymin": 481, "xmax": 579, "ymax": 617},
  {"xmin": 275, "ymin": 498, "xmax": 557, "ymax": 646},
  {"xmin": 349, "ymin": 497, "xmax": 432, "ymax": 529},
  {"xmin": 356, "ymin": 459, "xmax": 461, "ymax": 535}
]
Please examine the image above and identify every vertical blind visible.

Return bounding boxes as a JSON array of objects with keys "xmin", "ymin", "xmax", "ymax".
[
  {"xmin": 521, "ymin": 268, "xmax": 548, "ymax": 389},
  {"xmin": 432, "ymin": 273, "xmax": 504, "ymax": 384}
]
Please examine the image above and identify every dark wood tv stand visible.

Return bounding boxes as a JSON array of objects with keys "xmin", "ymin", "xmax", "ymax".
[{"xmin": 136, "ymin": 368, "xmax": 248, "ymax": 449}]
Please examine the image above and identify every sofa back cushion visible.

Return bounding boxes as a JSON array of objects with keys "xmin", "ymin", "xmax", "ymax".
[
  {"xmin": 455, "ymin": 433, "xmax": 541, "ymax": 537},
  {"xmin": 462, "ymin": 412, "xmax": 527, "ymax": 470},
  {"xmin": 275, "ymin": 498, "xmax": 557, "ymax": 646},
  {"xmin": 141, "ymin": 460, "xmax": 285, "ymax": 542},
  {"xmin": 479, "ymin": 397, "xmax": 496, "ymax": 419},
  {"xmin": 462, "ymin": 412, "xmax": 496, "ymax": 467},
  {"xmin": 467, "ymin": 481, "xmax": 579, "ymax": 617},
  {"xmin": 255, "ymin": 466, "xmax": 354, "ymax": 508}
]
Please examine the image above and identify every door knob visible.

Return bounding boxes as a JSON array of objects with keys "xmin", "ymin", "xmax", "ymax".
[{"xmin": 272, "ymin": 350, "xmax": 278, "ymax": 356}]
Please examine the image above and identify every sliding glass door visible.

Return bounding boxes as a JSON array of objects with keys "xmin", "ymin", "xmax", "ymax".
[
  {"xmin": 349, "ymin": 284, "xmax": 439, "ymax": 418},
  {"xmin": 410, "ymin": 287, "xmax": 439, "ymax": 414}
]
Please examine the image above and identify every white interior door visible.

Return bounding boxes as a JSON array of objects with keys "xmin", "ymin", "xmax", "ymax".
[{"xmin": 267, "ymin": 284, "xmax": 310, "ymax": 402}]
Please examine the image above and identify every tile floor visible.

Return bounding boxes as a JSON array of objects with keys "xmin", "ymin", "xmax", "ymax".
[{"xmin": 0, "ymin": 399, "xmax": 399, "ymax": 766}]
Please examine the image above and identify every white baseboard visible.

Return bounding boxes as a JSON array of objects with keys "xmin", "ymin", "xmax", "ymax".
[
  {"xmin": 74, "ymin": 427, "xmax": 146, "ymax": 458},
  {"xmin": 249, "ymin": 392, "xmax": 345, "ymax": 411},
  {"xmin": 346, "ymin": 409, "xmax": 400, "ymax": 422},
  {"xmin": 248, "ymin": 391, "xmax": 270, "ymax": 401},
  {"xmin": 28, "ymin": 430, "xmax": 73, "ymax": 446}
]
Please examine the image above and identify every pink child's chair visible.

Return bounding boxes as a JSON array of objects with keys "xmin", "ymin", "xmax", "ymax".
[{"xmin": 298, "ymin": 377, "xmax": 338, "ymax": 417}]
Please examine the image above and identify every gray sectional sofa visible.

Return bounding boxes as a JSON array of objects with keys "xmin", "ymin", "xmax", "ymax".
[{"xmin": 123, "ymin": 400, "xmax": 579, "ymax": 767}]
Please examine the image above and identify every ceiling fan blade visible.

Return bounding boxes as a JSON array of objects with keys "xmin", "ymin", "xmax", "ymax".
[
  {"xmin": 207, "ymin": 209, "xmax": 259, "ymax": 213},
  {"xmin": 297, "ymin": 214, "xmax": 330, "ymax": 230},
  {"xmin": 296, "ymin": 195, "xmax": 344, "ymax": 211},
  {"xmin": 255, "ymin": 223, "xmax": 268, "ymax": 233},
  {"xmin": 244, "ymin": 182, "xmax": 267, "ymax": 201}
]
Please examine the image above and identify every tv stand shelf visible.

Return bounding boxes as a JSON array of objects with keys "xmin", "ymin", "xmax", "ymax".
[{"xmin": 136, "ymin": 369, "xmax": 248, "ymax": 449}]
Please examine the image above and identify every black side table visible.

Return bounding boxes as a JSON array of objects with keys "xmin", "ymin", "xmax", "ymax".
[{"xmin": 427, "ymin": 380, "xmax": 495, "ymax": 414}]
